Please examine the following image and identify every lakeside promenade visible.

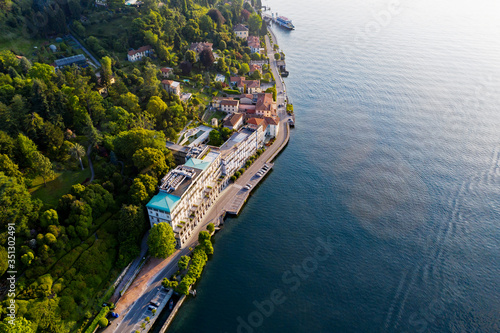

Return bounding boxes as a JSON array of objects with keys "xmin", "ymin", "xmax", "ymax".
[{"xmin": 104, "ymin": 26, "xmax": 292, "ymax": 333}]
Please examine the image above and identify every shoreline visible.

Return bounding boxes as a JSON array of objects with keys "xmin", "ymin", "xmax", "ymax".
[{"xmin": 154, "ymin": 24, "xmax": 292, "ymax": 333}]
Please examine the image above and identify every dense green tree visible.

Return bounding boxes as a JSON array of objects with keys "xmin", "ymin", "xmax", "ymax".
[
  {"xmin": 40, "ymin": 209, "xmax": 58, "ymax": 228},
  {"xmin": 147, "ymin": 222, "xmax": 176, "ymax": 258},
  {"xmin": 30, "ymin": 151, "xmax": 54, "ymax": 186},
  {"xmin": 207, "ymin": 222, "xmax": 215, "ymax": 234},
  {"xmin": 0, "ymin": 316, "xmax": 35, "ymax": 332},
  {"xmin": 208, "ymin": 129, "xmax": 222, "ymax": 146},
  {"xmin": 113, "ymin": 128, "xmax": 166, "ymax": 161},
  {"xmin": 118, "ymin": 204, "xmax": 146, "ymax": 243},
  {"xmin": 238, "ymin": 63, "xmax": 250, "ymax": 75},
  {"xmin": 185, "ymin": 50, "xmax": 197, "ymax": 64},
  {"xmin": 133, "ymin": 147, "xmax": 169, "ymax": 176},
  {"xmin": 248, "ymin": 13, "xmax": 262, "ymax": 35},
  {"xmin": 0, "ymin": 246, "xmax": 7, "ymax": 276},
  {"xmin": 0, "ymin": 172, "xmax": 33, "ymax": 231},
  {"xmin": 178, "ymin": 255, "xmax": 190, "ymax": 270},
  {"xmin": 0, "ymin": 154, "xmax": 21, "ymax": 178}
]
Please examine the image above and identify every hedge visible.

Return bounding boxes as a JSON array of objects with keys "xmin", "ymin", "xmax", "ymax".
[
  {"xmin": 223, "ymin": 89, "xmax": 240, "ymax": 95},
  {"xmin": 84, "ymin": 306, "xmax": 110, "ymax": 333}
]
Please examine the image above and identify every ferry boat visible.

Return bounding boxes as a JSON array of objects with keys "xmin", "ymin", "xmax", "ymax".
[{"xmin": 275, "ymin": 15, "xmax": 295, "ymax": 30}]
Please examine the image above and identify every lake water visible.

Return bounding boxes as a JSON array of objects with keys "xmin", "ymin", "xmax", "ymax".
[{"xmin": 166, "ymin": 0, "xmax": 500, "ymax": 332}]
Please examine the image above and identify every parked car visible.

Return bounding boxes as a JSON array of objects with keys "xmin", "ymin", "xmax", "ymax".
[{"xmin": 110, "ymin": 312, "xmax": 119, "ymax": 318}]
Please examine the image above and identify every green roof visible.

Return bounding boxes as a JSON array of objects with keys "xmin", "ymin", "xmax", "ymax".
[
  {"xmin": 146, "ymin": 192, "xmax": 181, "ymax": 213},
  {"xmin": 184, "ymin": 158, "xmax": 210, "ymax": 171}
]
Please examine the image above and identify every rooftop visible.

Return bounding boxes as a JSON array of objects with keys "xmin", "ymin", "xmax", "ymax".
[
  {"xmin": 128, "ymin": 45, "xmax": 152, "ymax": 56},
  {"xmin": 224, "ymin": 113, "xmax": 244, "ymax": 127},
  {"xmin": 219, "ymin": 127, "xmax": 256, "ymax": 152},
  {"xmin": 234, "ymin": 24, "xmax": 249, "ymax": 32},
  {"xmin": 184, "ymin": 157, "xmax": 211, "ymax": 171},
  {"xmin": 146, "ymin": 191, "xmax": 181, "ymax": 213}
]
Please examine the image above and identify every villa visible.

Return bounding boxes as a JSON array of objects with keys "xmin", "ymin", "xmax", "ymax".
[
  {"xmin": 162, "ymin": 80, "xmax": 181, "ymax": 97},
  {"xmin": 127, "ymin": 45, "xmax": 153, "ymax": 62},
  {"xmin": 234, "ymin": 24, "xmax": 249, "ymax": 39}
]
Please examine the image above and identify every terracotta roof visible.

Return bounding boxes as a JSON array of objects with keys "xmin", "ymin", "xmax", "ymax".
[
  {"xmin": 244, "ymin": 80, "xmax": 260, "ymax": 89},
  {"xmin": 160, "ymin": 67, "xmax": 173, "ymax": 73},
  {"xmin": 247, "ymin": 117, "xmax": 266, "ymax": 128},
  {"xmin": 190, "ymin": 42, "xmax": 213, "ymax": 53},
  {"xmin": 162, "ymin": 80, "xmax": 174, "ymax": 85},
  {"xmin": 128, "ymin": 45, "xmax": 152, "ymax": 56},
  {"xmin": 247, "ymin": 36, "xmax": 260, "ymax": 49},
  {"xmin": 256, "ymin": 93, "xmax": 274, "ymax": 112},
  {"xmin": 221, "ymin": 100, "xmax": 239, "ymax": 106},
  {"xmin": 224, "ymin": 113, "xmax": 244, "ymax": 127},
  {"xmin": 234, "ymin": 24, "xmax": 249, "ymax": 32},
  {"xmin": 249, "ymin": 64, "xmax": 262, "ymax": 72},
  {"xmin": 265, "ymin": 116, "xmax": 280, "ymax": 126},
  {"xmin": 239, "ymin": 104, "xmax": 256, "ymax": 112}
]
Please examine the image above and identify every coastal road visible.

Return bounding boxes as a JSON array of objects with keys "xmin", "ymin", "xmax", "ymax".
[{"xmin": 106, "ymin": 29, "xmax": 291, "ymax": 333}]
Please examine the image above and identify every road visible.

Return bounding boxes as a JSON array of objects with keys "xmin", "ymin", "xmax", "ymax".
[
  {"xmin": 109, "ymin": 232, "xmax": 149, "ymax": 304},
  {"xmin": 105, "ymin": 29, "xmax": 291, "ymax": 333},
  {"xmin": 68, "ymin": 34, "xmax": 101, "ymax": 67}
]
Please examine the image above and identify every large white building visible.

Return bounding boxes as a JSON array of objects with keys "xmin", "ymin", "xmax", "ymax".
[
  {"xmin": 148, "ymin": 125, "xmax": 266, "ymax": 248},
  {"xmin": 218, "ymin": 125, "xmax": 265, "ymax": 177},
  {"xmin": 146, "ymin": 152, "xmax": 223, "ymax": 248}
]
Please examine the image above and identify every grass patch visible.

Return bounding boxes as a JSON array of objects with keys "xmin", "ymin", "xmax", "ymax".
[{"xmin": 30, "ymin": 169, "xmax": 91, "ymax": 207}]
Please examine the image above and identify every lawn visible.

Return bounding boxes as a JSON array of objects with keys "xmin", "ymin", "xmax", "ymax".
[
  {"xmin": 0, "ymin": 30, "xmax": 46, "ymax": 56},
  {"xmin": 30, "ymin": 168, "xmax": 91, "ymax": 207}
]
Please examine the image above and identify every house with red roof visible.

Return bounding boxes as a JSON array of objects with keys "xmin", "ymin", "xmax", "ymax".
[
  {"xmin": 160, "ymin": 67, "xmax": 174, "ymax": 78},
  {"xmin": 127, "ymin": 45, "xmax": 153, "ymax": 62}
]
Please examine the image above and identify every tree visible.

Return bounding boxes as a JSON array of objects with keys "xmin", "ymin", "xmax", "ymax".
[
  {"xmin": 40, "ymin": 209, "xmax": 58, "ymax": 228},
  {"xmin": 118, "ymin": 204, "xmax": 146, "ymax": 243},
  {"xmin": 178, "ymin": 255, "xmax": 190, "ymax": 270},
  {"xmin": 207, "ymin": 223, "xmax": 215, "ymax": 234},
  {"xmin": 30, "ymin": 151, "xmax": 54, "ymax": 186},
  {"xmin": 207, "ymin": 8, "xmax": 225, "ymax": 25},
  {"xmin": 147, "ymin": 222, "xmax": 176, "ymax": 258},
  {"xmin": 101, "ymin": 56, "xmax": 113, "ymax": 87},
  {"xmin": 146, "ymin": 96, "xmax": 168, "ymax": 121},
  {"xmin": 28, "ymin": 63, "xmax": 55, "ymax": 83},
  {"xmin": 98, "ymin": 317, "xmax": 108, "ymax": 328},
  {"xmin": 274, "ymin": 53, "xmax": 280, "ymax": 60},
  {"xmin": 198, "ymin": 230, "xmax": 211, "ymax": 243},
  {"xmin": 113, "ymin": 129, "xmax": 167, "ymax": 161},
  {"xmin": 185, "ymin": 50, "xmax": 197, "ymax": 64},
  {"xmin": 208, "ymin": 129, "xmax": 222, "ymax": 146},
  {"xmin": 162, "ymin": 278, "xmax": 178, "ymax": 289},
  {"xmin": 0, "ymin": 246, "xmax": 7, "ymax": 276},
  {"xmin": 248, "ymin": 13, "xmax": 262, "ymax": 35},
  {"xmin": 133, "ymin": 147, "xmax": 169, "ymax": 177},
  {"xmin": 238, "ymin": 63, "xmax": 250, "ymax": 75},
  {"xmin": 199, "ymin": 49, "xmax": 215, "ymax": 69},
  {"xmin": 0, "ymin": 154, "xmax": 21, "ymax": 178},
  {"xmin": 0, "ymin": 173, "xmax": 33, "ymax": 232},
  {"xmin": 69, "ymin": 143, "xmax": 86, "ymax": 170},
  {"xmin": 0, "ymin": 317, "xmax": 35, "ymax": 333}
]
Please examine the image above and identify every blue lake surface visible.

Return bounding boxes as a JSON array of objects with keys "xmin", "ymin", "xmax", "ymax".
[{"xmin": 166, "ymin": 0, "xmax": 500, "ymax": 332}]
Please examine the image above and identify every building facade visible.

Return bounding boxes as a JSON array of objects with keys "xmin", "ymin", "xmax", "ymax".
[
  {"xmin": 146, "ymin": 152, "xmax": 223, "ymax": 248},
  {"xmin": 127, "ymin": 45, "xmax": 153, "ymax": 62}
]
